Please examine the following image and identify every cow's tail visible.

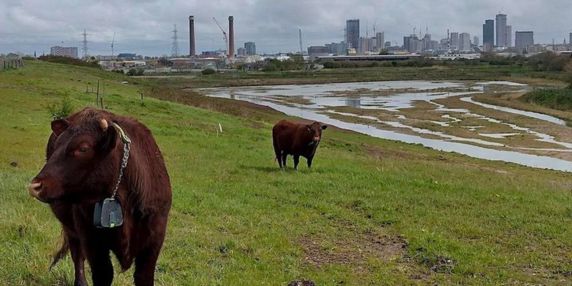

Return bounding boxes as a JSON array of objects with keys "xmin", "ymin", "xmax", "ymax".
[{"xmin": 49, "ymin": 233, "xmax": 69, "ymax": 270}]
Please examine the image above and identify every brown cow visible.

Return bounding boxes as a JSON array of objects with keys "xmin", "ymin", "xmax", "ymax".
[
  {"xmin": 272, "ymin": 120, "xmax": 327, "ymax": 169},
  {"xmin": 28, "ymin": 108, "xmax": 172, "ymax": 286}
]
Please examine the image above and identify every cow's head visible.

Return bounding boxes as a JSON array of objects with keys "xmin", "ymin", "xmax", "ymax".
[
  {"xmin": 28, "ymin": 110, "xmax": 119, "ymax": 204},
  {"xmin": 306, "ymin": 122, "xmax": 328, "ymax": 143}
]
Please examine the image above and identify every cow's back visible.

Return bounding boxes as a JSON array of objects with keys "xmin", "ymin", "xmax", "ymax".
[{"xmin": 273, "ymin": 120, "xmax": 300, "ymax": 151}]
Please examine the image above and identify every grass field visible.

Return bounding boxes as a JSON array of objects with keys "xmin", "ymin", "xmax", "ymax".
[{"xmin": 1, "ymin": 61, "xmax": 571, "ymax": 285}]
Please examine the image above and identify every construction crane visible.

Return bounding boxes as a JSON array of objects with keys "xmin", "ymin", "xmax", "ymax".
[
  {"xmin": 212, "ymin": 17, "xmax": 228, "ymax": 55},
  {"xmin": 111, "ymin": 32, "xmax": 116, "ymax": 57}
]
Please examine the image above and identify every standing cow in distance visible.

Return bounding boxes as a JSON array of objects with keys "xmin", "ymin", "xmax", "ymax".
[
  {"xmin": 272, "ymin": 120, "xmax": 328, "ymax": 170},
  {"xmin": 28, "ymin": 107, "xmax": 172, "ymax": 286}
]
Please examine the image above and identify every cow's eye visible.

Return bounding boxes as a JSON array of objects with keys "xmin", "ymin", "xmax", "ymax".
[{"xmin": 78, "ymin": 146, "xmax": 89, "ymax": 153}]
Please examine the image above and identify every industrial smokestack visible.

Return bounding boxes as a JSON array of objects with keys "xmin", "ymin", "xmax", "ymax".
[
  {"xmin": 228, "ymin": 16, "xmax": 234, "ymax": 58},
  {"xmin": 189, "ymin": 16, "xmax": 196, "ymax": 57}
]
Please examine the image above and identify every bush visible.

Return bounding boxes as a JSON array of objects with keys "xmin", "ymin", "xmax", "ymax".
[
  {"xmin": 38, "ymin": 55, "xmax": 100, "ymax": 68},
  {"xmin": 521, "ymin": 88, "xmax": 572, "ymax": 110},
  {"xmin": 201, "ymin": 68, "xmax": 216, "ymax": 75},
  {"xmin": 126, "ymin": 68, "xmax": 144, "ymax": 76},
  {"xmin": 47, "ymin": 96, "xmax": 73, "ymax": 120}
]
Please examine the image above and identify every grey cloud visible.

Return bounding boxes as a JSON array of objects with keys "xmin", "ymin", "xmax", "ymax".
[{"xmin": 1, "ymin": 0, "xmax": 571, "ymax": 56}]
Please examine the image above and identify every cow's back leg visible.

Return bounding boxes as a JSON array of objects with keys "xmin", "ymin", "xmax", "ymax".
[
  {"xmin": 273, "ymin": 138, "xmax": 282, "ymax": 168},
  {"xmin": 281, "ymin": 153, "xmax": 288, "ymax": 168},
  {"xmin": 293, "ymin": 155, "xmax": 300, "ymax": 170}
]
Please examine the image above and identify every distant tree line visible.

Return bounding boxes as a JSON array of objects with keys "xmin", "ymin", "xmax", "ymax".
[
  {"xmin": 319, "ymin": 52, "xmax": 572, "ymax": 71},
  {"xmin": 38, "ymin": 55, "xmax": 100, "ymax": 68}
]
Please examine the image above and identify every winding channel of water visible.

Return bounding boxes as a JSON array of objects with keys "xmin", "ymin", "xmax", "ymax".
[{"xmin": 197, "ymin": 81, "xmax": 572, "ymax": 172}]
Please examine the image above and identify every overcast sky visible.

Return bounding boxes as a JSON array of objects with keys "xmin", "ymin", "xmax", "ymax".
[{"xmin": 1, "ymin": 0, "xmax": 571, "ymax": 56}]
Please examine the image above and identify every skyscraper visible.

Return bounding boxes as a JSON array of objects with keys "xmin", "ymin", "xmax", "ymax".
[
  {"xmin": 569, "ymin": 33, "xmax": 571, "ymax": 48},
  {"xmin": 376, "ymin": 32, "xmax": 385, "ymax": 51},
  {"xmin": 483, "ymin": 19, "xmax": 494, "ymax": 51},
  {"xmin": 244, "ymin": 42, "xmax": 256, "ymax": 55},
  {"xmin": 496, "ymin": 14, "xmax": 507, "ymax": 47},
  {"xmin": 450, "ymin": 32, "xmax": 459, "ymax": 50},
  {"xmin": 346, "ymin": 19, "xmax": 360, "ymax": 50},
  {"xmin": 473, "ymin": 36, "xmax": 479, "ymax": 47},
  {"xmin": 459, "ymin": 33, "xmax": 471, "ymax": 52},
  {"xmin": 506, "ymin": 25, "xmax": 512, "ymax": 47},
  {"xmin": 515, "ymin": 31, "xmax": 534, "ymax": 54}
]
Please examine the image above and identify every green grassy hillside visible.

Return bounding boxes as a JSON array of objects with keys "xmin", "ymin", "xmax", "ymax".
[{"xmin": 0, "ymin": 61, "xmax": 570, "ymax": 285}]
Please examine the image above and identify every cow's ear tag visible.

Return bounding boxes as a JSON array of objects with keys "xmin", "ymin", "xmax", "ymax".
[{"xmin": 93, "ymin": 198, "xmax": 123, "ymax": 228}]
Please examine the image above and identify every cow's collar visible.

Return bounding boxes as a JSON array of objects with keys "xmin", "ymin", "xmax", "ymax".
[
  {"xmin": 110, "ymin": 122, "xmax": 131, "ymax": 199},
  {"xmin": 93, "ymin": 122, "xmax": 130, "ymax": 229}
]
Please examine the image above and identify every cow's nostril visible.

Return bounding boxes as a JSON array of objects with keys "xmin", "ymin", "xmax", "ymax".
[{"xmin": 28, "ymin": 182, "xmax": 42, "ymax": 198}]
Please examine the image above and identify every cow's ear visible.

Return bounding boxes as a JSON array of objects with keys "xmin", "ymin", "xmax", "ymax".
[
  {"xmin": 306, "ymin": 125, "xmax": 312, "ymax": 132},
  {"xmin": 97, "ymin": 119, "xmax": 117, "ymax": 153},
  {"xmin": 51, "ymin": 119, "xmax": 69, "ymax": 136},
  {"xmin": 321, "ymin": 125, "xmax": 328, "ymax": 130}
]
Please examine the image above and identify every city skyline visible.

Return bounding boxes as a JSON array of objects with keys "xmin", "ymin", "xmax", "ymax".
[{"xmin": 1, "ymin": 0, "xmax": 571, "ymax": 56}]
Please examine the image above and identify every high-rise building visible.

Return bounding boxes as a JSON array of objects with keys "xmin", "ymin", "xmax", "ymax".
[
  {"xmin": 496, "ymin": 14, "xmax": 507, "ymax": 47},
  {"xmin": 375, "ymin": 32, "xmax": 385, "ymax": 51},
  {"xmin": 483, "ymin": 19, "xmax": 494, "ymax": 51},
  {"xmin": 515, "ymin": 31, "xmax": 534, "ymax": 54},
  {"xmin": 422, "ymin": 34, "xmax": 432, "ymax": 51},
  {"xmin": 237, "ymin": 47, "xmax": 246, "ymax": 56},
  {"xmin": 404, "ymin": 35, "xmax": 421, "ymax": 53},
  {"xmin": 358, "ymin": 37, "xmax": 369, "ymax": 54},
  {"xmin": 450, "ymin": 32, "xmax": 459, "ymax": 50},
  {"xmin": 346, "ymin": 19, "xmax": 360, "ymax": 50},
  {"xmin": 50, "ymin": 46, "xmax": 78, "ymax": 58},
  {"xmin": 473, "ymin": 36, "xmax": 479, "ymax": 47},
  {"xmin": 459, "ymin": 33, "xmax": 471, "ymax": 52},
  {"xmin": 244, "ymin": 42, "xmax": 256, "ymax": 55},
  {"xmin": 506, "ymin": 25, "xmax": 512, "ymax": 47},
  {"xmin": 569, "ymin": 33, "xmax": 572, "ymax": 48}
]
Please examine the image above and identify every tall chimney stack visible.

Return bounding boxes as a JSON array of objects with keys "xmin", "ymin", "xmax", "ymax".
[
  {"xmin": 228, "ymin": 16, "xmax": 234, "ymax": 58},
  {"xmin": 189, "ymin": 16, "xmax": 196, "ymax": 57}
]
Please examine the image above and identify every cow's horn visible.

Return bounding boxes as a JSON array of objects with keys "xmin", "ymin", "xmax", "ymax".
[{"xmin": 99, "ymin": 118, "xmax": 108, "ymax": 131}]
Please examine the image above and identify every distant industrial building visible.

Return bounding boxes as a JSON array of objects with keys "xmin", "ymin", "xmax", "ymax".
[
  {"xmin": 228, "ymin": 16, "xmax": 235, "ymax": 58},
  {"xmin": 346, "ymin": 19, "xmax": 360, "ymax": 51},
  {"xmin": 308, "ymin": 46, "xmax": 329, "ymax": 59},
  {"xmin": 117, "ymin": 53, "xmax": 138, "ymax": 60},
  {"xmin": 189, "ymin": 16, "xmax": 196, "ymax": 56},
  {"xmin": 459, "ymin": 33, "xmax": 471, "ymax": 51},
  {"xmin": 316, "ymin": 54, "xmax": 422, "ymax": 63},
  {"xmin": 244, "ymin": 42, "xmax": 256, "ymax": 55},
  {"xmin": 473, "ymin": 36, "xmax": 479, "ymax": 47},
  {"xmin": 50, "ymin": 46, "xmax": 78, "ymax": 58},
  {"xmin": 237, "ymin": 47, "xmax": 246, "ymax": 56},
  {"xmin": 325, "ymin": 42, "xmax": 346, "ymax": 55},
  {"xmin": 515, "ymin": 31, "xmax": 534, "ymax": 54}
]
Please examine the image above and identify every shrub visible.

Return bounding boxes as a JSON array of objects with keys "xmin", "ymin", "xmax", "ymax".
[
  {"xmin": 38, "ymin": 55, "xmax": 100, "ymax": 68},
  {"xmin": 47, "ymin": 96, "xmax": 73, "ymax": 120},
  {"xmin": 201, "ymin": 68, "xmax": 216, "ymax": 75}
]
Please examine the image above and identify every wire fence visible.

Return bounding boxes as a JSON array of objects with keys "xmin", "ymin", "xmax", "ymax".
[{"xmin": 0, "ymin": 56, "xmax": 24, "ymax": 71}]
